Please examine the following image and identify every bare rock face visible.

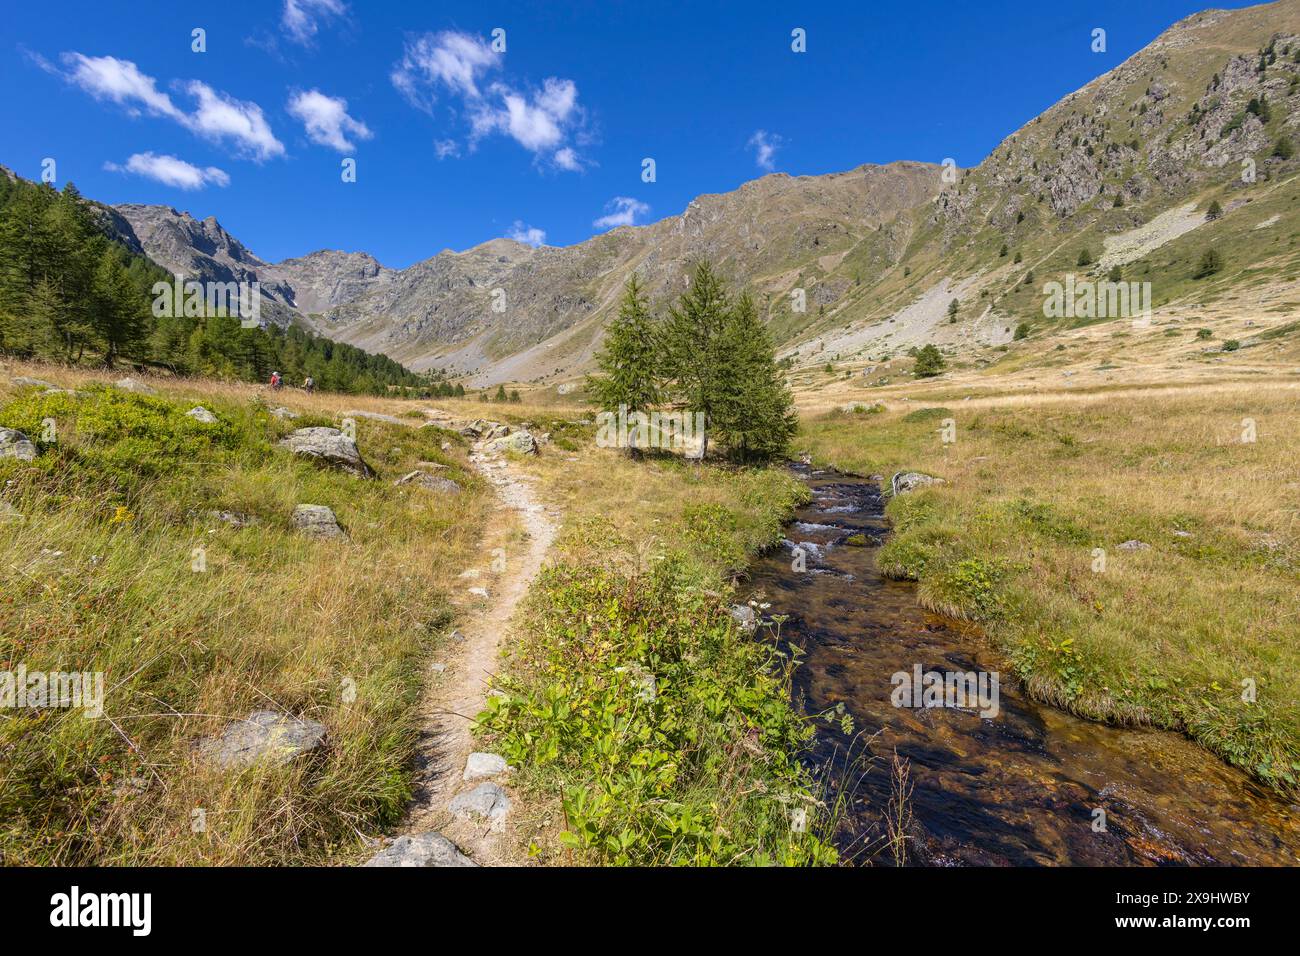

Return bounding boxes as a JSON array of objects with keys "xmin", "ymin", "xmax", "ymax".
[
  {"xmin": 363, "ymin": 832, "xmax": 477, "ymax": 868},
  {"xmin": 891, "ymin": 471, "xmax": 945, "ymax": 495},
  {"xmin": 278, "ymin": 427, "xmax": 372, "ymax": 477},
  {"xmin": 0, "ymin": 428, "xmax": 36, "ymax": 461},
  {"xmin": 292, "ymin": 504, "xmax": 345, "ymax": 538},
  {"xmin": 196, "ymin": 711, "xmax": 326, "ymax": 769},
  {"xmin": 394, "ymin": 471, "xmax": 461, "ymax": 494},
  {"xmin": 483, "ymin": 430, "xmax": 538, "ymax": 456}
]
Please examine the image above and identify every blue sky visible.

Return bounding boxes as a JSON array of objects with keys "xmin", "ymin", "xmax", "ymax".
[{"xmin": 2, "ymin": 0, "xmax": 1262, "ymax": 269}]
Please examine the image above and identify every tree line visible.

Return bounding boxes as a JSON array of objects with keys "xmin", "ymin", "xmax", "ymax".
[
  {"xmin": 0, "ymin": 176, "xmax": 426, "ymax": 394},
  {"xmin": 587, "ymin": 262, "xmax": 797, "ymax": 463}
]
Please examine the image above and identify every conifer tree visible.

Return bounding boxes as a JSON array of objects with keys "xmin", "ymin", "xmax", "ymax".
[{"xmin": 587, "ymin": 275, "xmax": 661, "ymax": 455}]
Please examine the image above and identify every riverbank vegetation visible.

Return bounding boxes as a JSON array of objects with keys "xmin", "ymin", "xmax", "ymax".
[
  {"xmin": 800, "ymin": 385, "xmax": 1300, "ymax": 794},
  {"xmin": 477, "ymin": 442, "xmax": 839, "ymax": 865}
]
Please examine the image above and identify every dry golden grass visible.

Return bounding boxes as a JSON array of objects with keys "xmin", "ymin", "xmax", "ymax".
[
  {"xmin": 800, "ymin": 368, "xmax": 1300, "ymax": 791},
  {"xmin": 0, "ymin": 359, "xmax": 494, "ymax": 864}
]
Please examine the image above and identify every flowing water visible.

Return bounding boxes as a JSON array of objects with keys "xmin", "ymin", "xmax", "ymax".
[{"xmin": 746, "ymin": 465, "xmax": 1300, "ymax": 865}]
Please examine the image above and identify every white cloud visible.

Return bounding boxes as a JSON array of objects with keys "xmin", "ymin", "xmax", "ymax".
[
  {"xmin": 506, "ymin": 221, "xmax": 547, "ymax": 247},
  {"xmin": 593, "ymin": 196, "xmax": 650, "ymax": 230},
  {"xmin": 287, "ymin": 89, "xmax": 372, "ymax": 152},
  {"xmin": 51, "ymin": 53, "xmax": 285, "ymax": 161},
  {"xmin": 282, "ymin": 0, "xmax": 346, "ymax": 45},
  {"xmin": 392, "ymin": 31, "xmax": 586, "ymax": 171},
  {"xmin": 184, "ymin": 81, "xmax": 285, "ymax": 160},
  {"xmin": 105, "ymin": 152, "xmax": 230, "ymax": 190},
  {"xmin": 434, "ymin": 139, "xmax": 460, "ymax": 160},
  {"xmin": 61, "ymin": 53, "xmax": 183, "ymax": 120},
  {"xmin": 392, "ymin": 30, "xmax": 498, "ymax": 109},
  {"xmin": 747, "ymin": 129, "xmax": 783, "ymax": 171}
]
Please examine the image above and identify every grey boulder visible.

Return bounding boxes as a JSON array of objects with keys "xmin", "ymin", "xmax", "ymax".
[
  {"xmin": 114, "ymin": 377, "xmax": 156, "ymax": 395},
  {"xmin": 292, "ymin": 504, "xmax": 345, "ymax": 538},
  {"xmin": 484, "ymin": 430, "xmax": 538, "ymax": 456},
  {"xmin": 197, "ymin": 710, "xmax": 326, "ymax": 769},
  {"xmin": 891, "ymin": 471, "xmax": 945, "ymax": 495},
  {"xmin": 363, "ymin": 832, "xmax": 477, "ymax": 868},
  {"xmin": 278, "ymin": 427, "xmax": 372, "ymax": 477},
  {"xmin": 448, "ymin": 783, "xmax": 511, "ymax": 829},
  {"xmin": 0, "ymin": 428, "xmax": 36, "ymax": 461},
  {"xmin": 395, "ymin": 471, "xmax": 462, "ymax": 494},
  {"xmin": 463, "ymin": 752, "xmax": 509, "ymax": 782},
  {"xmin": 186, "ymin": 406, "xmax": 218, "ymax": 424}
]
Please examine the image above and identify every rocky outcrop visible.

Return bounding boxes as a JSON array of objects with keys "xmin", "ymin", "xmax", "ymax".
[
  {"xmin": 277, "ymin": 427, "xmax": 372, "ymax": 477},
  {"xmin": 483, "ymin": 430, "xmax": 538, "ymax": 456}
]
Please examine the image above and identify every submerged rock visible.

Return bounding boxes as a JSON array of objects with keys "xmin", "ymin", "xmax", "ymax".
[{"xmin": 363, "ymin": 832, "xmax": 477, "ymax": 868}]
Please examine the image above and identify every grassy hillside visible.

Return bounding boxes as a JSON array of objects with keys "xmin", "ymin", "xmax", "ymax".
[{"xmin": 0, "ymin": 362, "xmax": 487, "ymax": 864}]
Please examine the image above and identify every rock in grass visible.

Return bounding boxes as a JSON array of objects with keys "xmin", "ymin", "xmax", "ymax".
[
  {"xmin": 341, "ymin": 409, "xmax": 404, "ymax": 426},
  {"xmin": 292, "ymin": 504, "xmax": 345, "ymax": 539},
  {"xmin": 449, "ymin": 783, "xmax": 511, "ymax": 828},
  {"xmin": 463, "ymin": 752, "xmax": 509, "ymax": 782},
  {"xmin": 0, "ymin": 428, "xmax": 36, "ymax": 461},
  {"xmin": 483, "ymin": 430, "xmax": 538, "ymax": 456},
  {"xmin": 197, "ymin": 710, "xmax": 326, "ymax": 769},
  {"xmin": 890, "ymin": 471, "xmax": 945, "ymax": 495},
  {"xmin": 270, "ymin": 406, "xmax": 298, "ymax": 420},
  {"xmin": 114, "ymin": 377, "xmax": 156, "ymax": 395},
  {"xmin": 11, "ymin": 376, "xmax": 56, "ymax": 389},
  {"xmin": 729, "ymin": 604, "xmax": 758, "ymax": 634},
  {"xmin": 363, "ymin": 832, "xmax": 478, "ymax": 867},
  {"xmin": 186, "ymin": 406, "xmax": 218, "ymax": 424},
  {"xmin": 394, "ymin": 471, "xmax": 461, "ymax": 494},
  {"xmin": 1118, "ymin": 539, "xmax": 1151, "ymax": 551},
  {"xmin": 278, "ymin": 427, "xmax": 373, "ymax": 477}
]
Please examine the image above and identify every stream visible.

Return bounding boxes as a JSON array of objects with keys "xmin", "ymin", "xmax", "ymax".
[{"xmin": 746, "ymin": 465, "xmax": 1300, "ymax": 866}]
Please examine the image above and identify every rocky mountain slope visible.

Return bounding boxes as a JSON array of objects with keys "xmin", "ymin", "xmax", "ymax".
[{"xmin": 104, "ymin": 0, "xmax": 1300, "ymax": 385}]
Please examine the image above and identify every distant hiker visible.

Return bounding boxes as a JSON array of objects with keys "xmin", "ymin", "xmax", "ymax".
[
  {"xmin": 303, "ymin": 376, "xmax": 315, "ymax": 394},
  {"xmin": 270, "ymin": 371, "xmax": 282, "ymax": 390}
]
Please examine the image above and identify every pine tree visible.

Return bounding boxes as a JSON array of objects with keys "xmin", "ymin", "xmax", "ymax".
[
  {"xmin": 91, "ymin": 250, "xmax": 147, "ymax": 366},
  {"xmin": 660, "ymin": 262, "xmax": 732, "ymax": 459},
  {"xmin": 711, "ymin": 293, "xmax": 797, "ymax": 463},
  {"xmin": 587, "ymin": 275, "xmax": 661, "ymax": 455}
]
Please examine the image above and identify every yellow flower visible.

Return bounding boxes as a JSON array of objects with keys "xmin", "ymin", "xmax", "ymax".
[{"xmin": 110, "ymin": 506, "xmax": 135, "ymax": 525}]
